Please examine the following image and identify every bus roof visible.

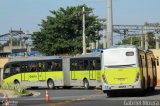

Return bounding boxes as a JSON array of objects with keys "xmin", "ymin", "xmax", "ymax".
[
  {"xmin": 9, "ymin": 56, "xmax": 63, "ymax": 62},
  {"xmin": 107, "ymin": 45, "xmax": 138, "ymax": 49},
  {"xmin": 102, "ymin": 45, "xmax": 144, "ymax": 51},
  {"xmin": 71, "ymin": 53, "xmax": 100, "ymax": 59}
]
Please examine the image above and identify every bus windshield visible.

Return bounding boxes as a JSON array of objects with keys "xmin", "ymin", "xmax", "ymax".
[{"xmin": 103, "ymin": 49, "xmax": 138, "ymax": 68}]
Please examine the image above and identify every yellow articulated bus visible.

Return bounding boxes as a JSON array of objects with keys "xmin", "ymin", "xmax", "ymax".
[
  {"xmin": 3, "ymin": 54, "xmax": 101, "ymax": 89},
  {"xmin": 101, "ymin": 45, "xmax": 158, "ymax": 96}
]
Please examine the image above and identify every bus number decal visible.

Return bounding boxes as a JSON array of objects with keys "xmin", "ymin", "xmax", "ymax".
[{"xmin": 29, "ymin": 75, "xmax": 37, "ymax": 78}]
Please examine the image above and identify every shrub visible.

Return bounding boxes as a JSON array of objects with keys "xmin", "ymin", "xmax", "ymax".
[{"xmin": 0, "ymin": 82, "xmax": 29, "ymax": 95}]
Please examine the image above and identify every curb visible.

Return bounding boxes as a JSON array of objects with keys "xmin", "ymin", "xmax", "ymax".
[{"xmin": 19, "ymin": 92, "xmax": 33, "ymax": 97}]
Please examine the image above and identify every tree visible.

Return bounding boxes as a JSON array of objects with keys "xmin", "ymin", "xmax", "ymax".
[
  {"xmin": 117, "ymin": 36, "xmax": 141, "ymax": 47},
  {"xmin": 147, "ymin": 32, "xmax": 155, "ymax": 49},
  {"xmin": 117, "ymin": 32, "xmax": 156, "ymax": 49},
  {"xmin": 32, "ymin": 5, "xmax": 101, "ymax": 55}
]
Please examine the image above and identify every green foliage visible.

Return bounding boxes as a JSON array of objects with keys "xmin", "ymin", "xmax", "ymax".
[
  {"xmin": 32, "ymin": 5, "xmax": 101, "ymax": 55},
  {"xmin": 118, "ymin": 32, "xmax": 156, "ymax": 49},
  {"xmin": 0, "ymin": 83, "xmax": 28, "ymax": 95},
  {"xmin": 147, "ymin": 32, "xmax": 155, "ymax": 49},
  {"xmin": 118, "ymin": 36, "xmax": 141, "ymax": 47}
]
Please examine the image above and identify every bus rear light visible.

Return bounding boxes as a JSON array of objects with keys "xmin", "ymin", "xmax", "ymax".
[
  {"xmin": 102, "ymin": 74, "xmax": 107, "ymax": 83},
  {"xmin": 135, "ymin": 72, "xmax": 139, "ymax": 82}
]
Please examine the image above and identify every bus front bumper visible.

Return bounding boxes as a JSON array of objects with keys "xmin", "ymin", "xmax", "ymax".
[{"xmin": 102, "ymin": 80, "xmax": 141, "ymax": 91}]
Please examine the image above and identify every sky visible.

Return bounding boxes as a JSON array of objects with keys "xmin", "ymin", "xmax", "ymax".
[{"xmin": 0, "ymin": 0, "xmax": 160, "ymax": 35}]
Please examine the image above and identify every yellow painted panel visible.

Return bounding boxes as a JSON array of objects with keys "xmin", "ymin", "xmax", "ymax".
[
  {"xmin": 3, "ymin": 73, "xmax": 21, "ymax": 83},
  {"xmin": 101, "ymin": 67, "xmax": 140, "ymax": 84},
  {"xmin": 70, "ymin": 70, "xmax": 101, "ymax": 80},
  {"xmin": 45, "ymin": 71, "xmax": 63, "ymax": 80}
]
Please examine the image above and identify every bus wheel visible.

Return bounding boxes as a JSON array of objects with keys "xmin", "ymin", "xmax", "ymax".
[
  {"xmin": 107, "ymin": 92, "xmax": 116, "ymax": 97},
  {"xmin": 47, "ymin": 80, "xmax": 55, "ymax": 89},
  {"xmin": 83, "ymin": 79, "xmax": 89, "ymax": 89},
  {"xmin": 14, "ymin": 80, "xmax": 20, "ymax": 85},
  {"xmin": 150, "ymin": 87, "xmax": 155, "ymax": 92}
]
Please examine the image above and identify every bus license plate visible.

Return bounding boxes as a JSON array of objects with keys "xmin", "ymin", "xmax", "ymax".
[{"xmin": 119, "ymin": 85, "xmax": 126, "ymax": 88}]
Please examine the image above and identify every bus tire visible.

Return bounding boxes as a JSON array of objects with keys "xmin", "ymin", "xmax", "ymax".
[
  {"xmin": 14, "ymin": 80, "xmax": 20, "ymax": 85},
  {"xmin": 147, "ymin": 76, "xmax": 151, "ymax": 89},
  {"xmin": 142, "ymin": 77, "xmax": 145, "ymax": 89},
  {"xmin": 151, "ymin": 87, "xmax": 155, "ymax": 92},
  {"xmin": 47, "ymin": 79, "xmax": 55, "ymax": 89},
  {"xmin": 83, "ymin": 79, "xmax": 89, "ymax": 89},
  {"xmin": 63, "ymin": 86, "xmax": 72, "ymax": 89},
  {"xmin": 107, "ymin": 92, "xmax": 116, "ymax": 97}
]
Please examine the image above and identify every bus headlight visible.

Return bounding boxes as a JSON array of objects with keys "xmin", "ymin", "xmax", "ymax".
[
  {"xmin": 135, "ymin": 72, "xmax": 139, "ymax": 82},
  {"xmin": 102, "ymin": 74, "xmax": 107, "ymax": 84}
]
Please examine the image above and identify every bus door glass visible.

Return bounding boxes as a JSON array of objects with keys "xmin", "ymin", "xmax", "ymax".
[
  {"xmin": 89, "ymin": 59, "xmax": 96, "ymax": 80},
  {"xmin": 38, "ymin": 62, "xmax": 44, "ymax": 81},
  {"xmin": 95, "ymin": 59, "xmax": 101, "ymax": 80},
  {"xmin": 70, "ymin": 60, "xmax": 77, "ymax": 80},
  {"xmin": 21, "ymin": 62, "xmax": 28, "ymax": 81}
]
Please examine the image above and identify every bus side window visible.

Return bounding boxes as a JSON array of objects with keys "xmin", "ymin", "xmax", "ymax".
[
  {"xmin": 94, "ymin": 59, "xmax": 101, "ymax": 70},
  {"xmin": 12, "ymin": 63, "xmax": 21, "ymax": 74},
  {"xmin": 89, "ymin": 60, "xmax": 94, "ymax": 70},
  {"xmin": 21, "ymin": 63, "xmax": 28, "ymax": 72},
  {"xmin": 42, "ymin": 62, "xmax": 46, "ymax": 71},
  {"xmin": 38, "ymin": 62, "xmax": 42, "ymax": 72},
  {"xmin": 56, "ymin": 61, "xmax": 62, "ymax": 71},
  {"xmin": 30, "ymin": 62, "xmax": 37, "ymax": 72},
  {"xmin": 78, "ymin": 60, "xmax": 84, "ymax": 70},
  {"xmin": 70, "ymin": 60, "xmax": 78, "ymax": 70},
  {"xmin": 84, "ymin": 60, "xmax": 89, "ymax": 70},
  {"xmin": 51, "ymin": 61, "xmax": 58, "ymax": 71},
  {"xmin": 46, "ymin": 61, "xmax": 52, "ymax": 71}
]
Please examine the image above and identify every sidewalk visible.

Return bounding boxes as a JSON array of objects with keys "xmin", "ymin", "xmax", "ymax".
[{"xmin": 0, "ymin": 89, "xmax": 18, "ymax": 98}]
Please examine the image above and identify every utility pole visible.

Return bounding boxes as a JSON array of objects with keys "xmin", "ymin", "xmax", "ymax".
[
  {"xmin": 20, "ymin": 28, "xmax": 22, "ymax": 48},
  {"xmin": 107, "ymin": 0, "xmax": 113, "ymax": 47},
  {"xmin": 103, "ymin": 27, "xmax": 107, "ymax": 48},
  {"xmin": 144, "ymin": 27, "xmax": 148, "ymax": 49},
  {"xmin": 130, "ymin": 37, "xmax": 133, "ymax": 45},
  {"xmin": 156, "ymin": 32, "xmax": 159, "ymax": 49},
  {"xmin": 141, "ymin": 27, "xmax": 144, "ymax": 49},
  {"xmin": 9, "ymin": 28, "xmax": 13, "ymax": 53},
  {"xmin": 82, "ymin": 6, "xmax": 86, "ymax": 55}
]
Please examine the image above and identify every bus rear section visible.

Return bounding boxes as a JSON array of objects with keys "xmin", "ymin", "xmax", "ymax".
[
  {"xmin": 101, "ymin": 46, "xmax": 142, "ymax": 94},
  {"xmin": 63, "ymin": 55, "xmax": 101, "ymax": 89}
]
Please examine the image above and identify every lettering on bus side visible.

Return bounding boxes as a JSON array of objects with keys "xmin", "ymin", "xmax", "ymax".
[{"xmin": 29, "ymin": 75, "xmax": 38, "ymax": 78}]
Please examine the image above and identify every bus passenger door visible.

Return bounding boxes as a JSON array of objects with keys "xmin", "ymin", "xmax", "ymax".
[
  {"xmin": 89, "ymin": 60, "xmax": 96, "ymax": 80},
  {"xmin": 71, "ymin": 70, "xmax": 76, "ymax": 80},
  {"xmin": 28, "ymin": 62, "xmax": 39, "ymax": 82},
  {"xmin": 38, "ymin": 62, "xmax": 45, "ymax": 81},
  {"xmin": 21, "ymin": 63, "xmax": 28, "ymax": 81},
  {"xmin": 89, "ymin": 69, "xmax": 97, "ymax": 80},
  {"xmin": 38, "ymin": 72, "xmax": 43, "ymax": 81},
  {"xmin": 70, "ymin": 60, "xmax": 77, "ymax": 80}
]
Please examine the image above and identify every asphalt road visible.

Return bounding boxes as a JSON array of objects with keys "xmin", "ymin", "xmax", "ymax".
[{"xmin": 1, "ymin": 87, "xmax": 160, "ymax": 106}]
